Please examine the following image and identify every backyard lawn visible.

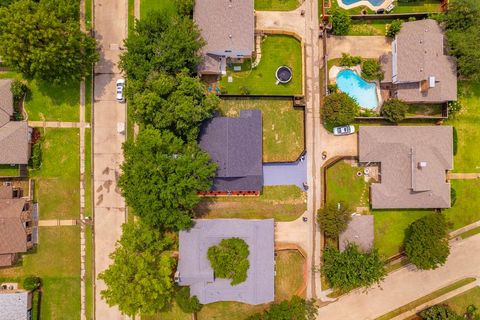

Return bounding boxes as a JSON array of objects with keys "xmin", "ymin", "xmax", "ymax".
[
  {"xmin": 255, "ymin": 0, "xmax": 301, "ymax": 11},
  {"xmin": 325, "ymin": 0, "xmax": 441, "ymax": 15},
  {"xmin": 195, "ymin": 185, "xmax": 306, "ymax": 221},
  {"xmin": 0, "ymin": 164, "xmax": 19, "ymax": 177},
  {"xmin": 140, "ymin": 0, "xmax": 175, "ymax": 19},
  {"xmin": 0, "ymin": 227, "xmax": 81, "ymax": 320},
  {"xmin": 198, "ymin": 301, "xmax": 266, "ymax": 320},
  {"xmin": 220, "ymin": 35, "xmax": 302, "ymax": 95},
  {"xmin": 31, "ymin": 128, "xmax": 80, "ymax": 220},
  {"xmin": 349, "ymin": 20, "xmax": 388, "ymax": 36},
  {"xmin": 219, "ymin": 98, "xmax": 304, "ymax": 162},
  {"xmin": 275, "ymin": 250, "xmax": 305, "ymax": 302},
  {"xmin": 445, "ymin": 286, "xmax": 480, "ymax": 315}
]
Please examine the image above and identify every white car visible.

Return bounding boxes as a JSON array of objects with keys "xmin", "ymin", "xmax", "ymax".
[
  {"xmin": 333, "ymin": 125, "xmax": 355, "ymax": 136},
  {"xmin": 116, "ymin": 79, "xmax": 125, "ymax": 103}
]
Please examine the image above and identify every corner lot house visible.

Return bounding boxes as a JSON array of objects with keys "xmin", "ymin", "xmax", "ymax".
[
  {"xmin": 0, "ymin": 185, "xmax": 35, "ymax": 267},
  {"xmin": 0, "ymin": 289, "xmax": 32, "ymax": 320},
  {"xmin": 380, "ymin": 19, "xmax": 457, "ymax": 104},
  {"xmin": 359, "ymin": 126, "xmax": 453, "ymax": 209},
  {"xmin": 198, "ymin": 110, "xmax": 263, "ymax": 195},
  {"xmin": 194, "ymin": 0, "xmax": 254, "ymax": 76},
  {"xmin": 176, "ymin": 219, "xmax": 274, "ymax": 305},
  {"xmin": 0, "ymin": 79, "xmax": 31, "ymax": 166}
]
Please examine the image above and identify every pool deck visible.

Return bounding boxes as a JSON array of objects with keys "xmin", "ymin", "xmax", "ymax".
[{"xmin": 337, "ymin": 0, "xmax": 394, "ymax": 12}]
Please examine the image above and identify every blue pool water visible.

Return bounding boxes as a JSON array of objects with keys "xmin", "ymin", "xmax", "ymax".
[
  {"xmin": 336, "ymin": 69, "xmax": 378, "ymax": 110},
  {"xmin": 341, "ymin": 0, "xmax": 385, "ymax": 6}
]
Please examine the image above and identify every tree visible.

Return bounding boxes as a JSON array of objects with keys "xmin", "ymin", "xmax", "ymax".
[
  {"xmin": 175, "ymin": 287, "xmax": 202, "ymax": 313},
  {"xmin": 386, "ymin": 19, "xmax": 403, "ymax": 38},
  {"xmin": 420, "ymin": 304, "xmax": 462, "ymax": 320},
  {"xmin": 23, "ymin": 276, "xmax": 41, "ymax": 291},
  {"xmin": 118, "ymin": 129, "xmax": 216, "ymax": 230},
  {"xmin": 404, "ymin": 213, "xmax": 450, "ymax": 270},
  {"xmin": 98, "ymin": 222, "xmax": 176, "ymax": 317},
  {"xmin": 339, "ymin": 53, "xmax": 362, "ymax": 67},
  {"xmin": 317, "ymin": 201, "xmax": 352, "ymax": 238},
  {"xmin": 361, "ymin": 59, "xmax": 384, "ymax": 81},
  {"xmin": 322, "ymin": 244, "xmax": 385, "ymax": 291},
  {"xmin": 0, "ymin": 0, "xmax": 98, "ymax": 82},
  {"xmin": 10, "ymin": 79, "xmax": 27, "ymax": 102},
  {"xmin": 120, "ymin": 11, "xmax": 204, "ymax": 81},
  {"xmin": 322, "ymin": 92, "xmax": 360, "ymax": 128},
  {"xmin": 331, "ymin": 9, "xmax": 351, "ymax": 36},
  {"xmin": 246, "ymin": 296, "xmax": 318, "ymax": 320},
  {"xmin": 175, "ymin": 0, "xmax": 194, "ymax": 16},
  {"xmin": 207, "ymin": 238, "xmax": 250, "ymax": 286},
  {"xmin": 381, "ymin": 99, "xmax": 408, "ymax": 123}
]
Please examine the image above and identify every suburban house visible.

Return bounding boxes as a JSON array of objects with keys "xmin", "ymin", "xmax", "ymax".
[
  {"xmin": 176, "ymin": 219, "xmax": 274, "ymax": 305},
  {"xmin": 380, "ymin": 19, "xmax": 457, "ymax": 104},
  {"xmin": 359, "ymin": 126, "xmax": 453, "ymax": 209},
  {"xmin": 0, "ymin": 184, "xmax": 35, "ymax": 267},
  {"xmin": 193, "ymin": 0, "xmax": 255, "ymax": 76},
  {"xmin": 0, "ymin": 286, "xmax": 32, "ymax": 320},
  {"xmin": 339, "ymin": 215, "xmax": 374, "ymax": 252},
  {"xmin": 0, "ymin": 79, "xmax": 31, "ymax": 167},
  {"xmin": 198, "ymin": 110, "xmax": 263, "ymax": 195}
]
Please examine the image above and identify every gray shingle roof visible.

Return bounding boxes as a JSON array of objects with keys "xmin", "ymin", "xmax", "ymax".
[
  {"xmin": 339, "ymin": 215, "xmax": 374, "ymax": 252},
  {"xmin": 0, "ymin": 121, "xmax": 30, "ymax": 165},
  {"xmin": 359, "ymin": 126, "xmax": 453, "ymax": 209},
  {"xmin": 0, "ymin": 291, "xmax": 31, "ymax": 320},
  {"xmin": 177, "ymin": 219, "xmax": 275, "ymax": 305},
  {"xmin": 199, "ymin": 110, "xmax": 263, "ymax": 192}
]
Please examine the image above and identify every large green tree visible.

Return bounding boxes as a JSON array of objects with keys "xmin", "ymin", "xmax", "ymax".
[
  {"xmin": 246, "ymin": 296, "xmax": 318, "ymax": 320},
  {"xmin": 317, "ymin": 201, "xmax": 352, "ymax": 238},
  {"xmin": 330, "ymin": 9, "xmax": 351, "ymax": 36},
  {"xmin": 381, "ymin": 98, "xmax": 409, "ymax": 123},
  {"xmin": 404, "ymin": 213, "xmax": 450, "ymax": 270},
  {"xmin": 119, "ymin": 129, "xmax": 216, "ymax": 230},
  {"xmin": 98, "ymin": 222, "xmax": 176, "ymax": 317},
  {"xmin": 0, "ymin": 0, "xmax": 98, "ymax": 82},
  {"xmin": 207, "ymin": 238, "xmax": 250, "ymax": 286},
  {"xmin": 322, "ymin": 244, "xmax": 385, "ymax": 291},
  {"xmin": 322, "ymin": 92, "xmax": 360, "ymax": 129}
]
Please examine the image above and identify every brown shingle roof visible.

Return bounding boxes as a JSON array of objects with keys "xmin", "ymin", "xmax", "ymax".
[
  {"xmin": 339, "ymin": 215, "xmax": 374, "ymax": 252},
  {"xmin": 359, "ymin": 126, "xmax": 453, "ymax": 209},
  {"xmin": 0, "ymin": 79, "xmax": 13, "ymax": 127},
  {"xmin": 0, "ymin": 187, "xmax": 28, "ymax": 258},
  {"xmin": 0, "ymin": 121, "xmax": 30, "ymax": 165}
]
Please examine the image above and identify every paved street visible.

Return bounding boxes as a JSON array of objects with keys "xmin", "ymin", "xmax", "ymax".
[
  {"xmin": 93, "ymin": 0, "xmax": 128, "ymax": 318},
  {"xmin": 316, "ymin": 234, "xmax": 480, "ymax": 320}
]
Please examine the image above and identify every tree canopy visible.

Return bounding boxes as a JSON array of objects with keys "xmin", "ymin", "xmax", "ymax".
[
  {"xmin": 381, "ymin": 99, "xmax": 408, "ymax": 123},
  {"xmin": 331, "ymin": 9, "xmax": 351, "ymax": 36},
  {"xmin": 317, "ymin": 201, "xmax": 352, "ymax": 238},
  {"xmin": 118, "ymin": 129, "xmax": 216, "ymax": 230},
  {"xmin": 404, "ymin": 213, "xmax": 450, "ymax": 270},
  {"xmin": 322, "ymin": 92, "xmax": 360, "ymax": 129},
  {"xmin": 207, "ymin": 238, "xmax": 250, "ymax": 286},
  {"xmin": 419, "ymin": 304, "xmax": 462, "ymax": 320},
  {"xmin": 0, "ymin": 0, "xmax": 98, "ymax": 82},
  {"xmin": 361, "ymin": 59, "xmax": 384, "ymax": 81},
  {"xmin": 386, "ymin": 19, "xmax": 403, "ymax": 38},
  {"xmin": 322, "ymin": 244, "xmax": 385, "ymax": 291},
  {"xmin": 175, "ymin": 287, "xmax": 202, "ymax": 313},
  {"xmin": 246, "ymin": 296, "xmax": 318, "ymax": 320},
  {"xmin": 98, "ymin": 222, "xmax": 176, "ymax": 316}
]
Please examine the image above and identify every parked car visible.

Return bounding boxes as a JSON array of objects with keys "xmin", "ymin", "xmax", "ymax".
[
  {"xmin": 333, "ymin": 125, "xmax": 355, "ymax": 136},
  {"xmin": 116, "ymin": 79, "xmax": 125, "ymax": 103}
]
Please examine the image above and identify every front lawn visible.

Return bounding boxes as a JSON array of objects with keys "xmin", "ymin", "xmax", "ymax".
[
  {"xmin": 142, "ymin": 302, "xmax": 191, "ymax": 320},
  {"xmin": 255, "ymin": 0, "xmax": 301, "ymax": 11},
  {"xmin": 445, "ymin": 286, "xmax": 480, "ymax": 315},
  {"xmin": 0, "ymin": 164, "xmax": 19, "ymax": 177},
  {"xmin": 444, "ymin": 180, "xmax": 480, "ymax": 231},
  {"xmin": 140, "ymin": 0, "xmax": 175, "ymax": 19},
  {"xmin": 219, "ymin": 98, "xmax": 304, "ymax": 162},
  {"xmin": 197, "ymin": 302, "xmax": 267, "ymax": 320},
  {"xmin": 275, "ymin": 250, "xmax": 305, "ymax": 302},
  {"xmin": 195, "ymin": 185, "xmax": 306, "ymax": 221},
  {"xmin": 219, "ymin": 35, "xmax": 302, "ymax": 95},
  {"xmin": 31, "ymin": 128, "xmax": 80, "ymax": 220}
]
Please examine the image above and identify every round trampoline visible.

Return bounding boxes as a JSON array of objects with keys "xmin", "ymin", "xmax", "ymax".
[{"xmin": 275, "ymin": 66, "xmax": 292, "ymax": 84}]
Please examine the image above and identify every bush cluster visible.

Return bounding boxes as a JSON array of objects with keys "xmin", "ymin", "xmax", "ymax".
[
  {"xmin": 175, "ymin": 287, "xmax": 202, "ymax": 313},
  {"xmin": 361, "ymin": 59, "xmax": 384, "ymax": 81},
  {"xmin": 340, "ymin": 53, "xmax": 362, "ymax": 67},
  {"xmin": 386, "ymin": 19, "xmax": 403, "ymax": 38},
  {"xmin": 381, "ymin": 99, "xmax": 408, "ymax": 123},
  {"xmin": 23, "ymin": 276, "xmax": 41, "ymax": 291}
]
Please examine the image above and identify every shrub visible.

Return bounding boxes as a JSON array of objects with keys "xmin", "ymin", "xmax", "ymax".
[
  {"xmin": 317, "ymin": 201, "xmax": 352, "ymax": 238},
  {"xmin": 29, "ymin": 141, "xmax": 42, "ymax": 170},
  {"xmin": 322, "ymin": 92, "xmax": 360, "ymax": 129},
  {"xmin": 339, "ymin": 53, "xmax": 362, "ymax": 67},
  {"xmin": 175, "ymin": 0, "xmax": 194, "ymax": 16},
  {"xmin": 451, "ymin": 188, "xmax": 457, "ymax": 207},
  {"xmin": 386, "ymin": 19, "xmax": 403, "ymax": 38},
  {"xmin": 448, "ymin": 100, "xmax": 462, "ymax": 119},
  {"xmin": 207, "ymin": 238, "xmax": 250, "ymax": 286},
  {"xmin": 361, "ymin": 59, "xmax": 384, "ymax": 81},
  {"xmin": 23, "ymin": 276, "xmax": 41, "ymax": 291},
  {"xmin": 327, "ymin": 83, "xmax": 338, "ymax": 94},
  {"xmin": 247, "ymin": 296, "xmax": 318, "ymax": 320},
  {"xmin": 381, "ymin": 99, "xmax": 409, "ymax": 123},
  {"xmin": 331, "ymin": 9, "xmax": 351, "ymax": 36},
  {"xmin": 404, "ymin": 213, "xmax": 450, "ymax": 270},
  {"xmin": 175, "ymin": 287, "xmax": 202, "ymax": 313},
  {"xmin": 453, "ymin": 127, "xmax": 458, "ymax": 155},
  {"xmin": 239, "ymin": 85, "xmax": 250, "ymax": 95},
  {"xmin": 408, "ymin": 17, "xmax": 416, "ymax": 22},
  {"xmin": 419, "ymin": 304, "xmax": 461, "ymax": 320},
  {"xmin": 10, "ymin": 79, "xmax": 27, "ymax": 102}
]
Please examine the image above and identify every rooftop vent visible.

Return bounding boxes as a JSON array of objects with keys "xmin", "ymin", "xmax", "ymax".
[
  {"xmin": 429, "ymin": 76, "xmax": 436, "ymax": 88},
  {"xmin": 418, "ymin": 161, "xmax": 428, "ymax": 169}
]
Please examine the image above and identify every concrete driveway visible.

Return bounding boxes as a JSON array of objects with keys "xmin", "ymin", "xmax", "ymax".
[
  {"xmin": 263, "ymin": 155, "xmax": 307, "ymax": 190},
  {"xmin": 326, "ymin": 36, "xmax": 392, "ymax": 59},
  {"xmin": 256, "ymin": 3, "xmax": 307, "ymax": 37}
]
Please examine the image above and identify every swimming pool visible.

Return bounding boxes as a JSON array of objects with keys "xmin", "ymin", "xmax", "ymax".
[
  {"xmin": 340, "ymin": 0, "xmax": 385, "ymax": 6},
  {"xmin": 336, "ymin": 69, "xmax": 379, "ymax": 110}
]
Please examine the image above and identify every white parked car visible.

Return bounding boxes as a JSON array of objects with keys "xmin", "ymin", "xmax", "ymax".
[
  {"xmin": 333, "ymin": 125, "xmax": 355, "ymax": 136},
  {"xmin": 116, "ymin": 79, "xmax": 125, "ymax": 103}
]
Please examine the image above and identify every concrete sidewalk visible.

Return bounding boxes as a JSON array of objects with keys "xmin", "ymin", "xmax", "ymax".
[
  {"xmin": 38, "ymin": 219, "xmax": 78, "ymax": 226},
  {"xmin": 448, "ymin": 172, "xmax": 480, "ymax": 179},
  {"xmin": 28, "ymin": 121, "xmax": 91, "ymax": 128}
]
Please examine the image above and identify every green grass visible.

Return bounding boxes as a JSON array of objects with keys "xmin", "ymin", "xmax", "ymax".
[
  {"xmin": 457, "ymin": 226, "xmax": 480, "ymax": 240},
  {"xmin": 218, "ymin": 98, "xmax": 304, "ymax": 162},
  {"xmin": 142, "ymin": 302, "xmax": 191, "ymax": 320},
  {"xmin": 128, "ymin": 0, "xmax": 135, "ymax": 31},
  {"xmin": 349, "ymin": 20, "xmax": 388, "ymax": 36},
  {"xmin": 195, "ymin": 185, "xmax": 306, "ymax": 221},
  {"xmin": 85, "ymin": 129, "xmax": 92, "ymax": 218},
  {"xmin": 31, "ymin": 128, "xmax": 80, "ymax": 220},
  {"xmin": 140, "ymin": 0, "xmax": 175, "ymax": 19},
  {"xmin": 444, "ymin": 180, "xmax": 480, "ymax": 231},
  {"xmin": 85, "ymin": 225, "xmax": 93, "ymax": 320},
  {"xmin": 375, "ymin": 278, "xmax": 476, "ymax": 320},
  {"xmin": 373, "ymin": 209, "xmax": 433, "ymax": 258},
  {"xmin": 390, "ymin": 0, "xmax": 442, "ymax": 13},
  {"xmin": 0, "ymin": 227, "xmax": 81, "ymax": 320},
  {"xmin": 197, "ymin": 302, "xmax": 267, "ymax": 320},
  {"xmin": 220, "ymin": 35, "xmax": 302, "ymax": 95},
  {"xmin": 85, "ymin": 0, "xmax": 92, "ymax": 30},
  {"xmin": 445, "ymin": 286, "xmax": 480, "ymax": 315},
  {"xmin": 326, "ymin": 160, "xmax": 369, "ymax": 210},
  {"xmin": 275, "ymin": 250, "xmax": 305, "ymax": 302},
  {"xmin": 406, "ymin": 104, "xmax": 443, "ymax": 117},
  {"xmin": 85, "ymin": 75, "xmax": 92, "ymax": 123},
  {"xmin": 255, "ymin": 0, "xmax": 301, "ymax": 11},
  {"xmin": 446, "ymin": 81, "xmax": 480, "ymax": 173},
  {"xmin": 0, "ymin": 164, "xmax": 19, "ymax": 177}
]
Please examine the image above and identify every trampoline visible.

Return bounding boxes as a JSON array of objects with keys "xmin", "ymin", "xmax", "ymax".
[{"xmin": 275, "ymin": 66, "xmax": 292, "ymax": 84}]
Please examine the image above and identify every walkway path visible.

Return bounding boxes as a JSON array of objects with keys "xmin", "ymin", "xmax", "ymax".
[
  {"xmin": 316, "ymin": 234, "xmax": 480, "ymax": 320},
  {"xmin": 93, "ymin": 0, "xmax": 128, "ymax": 318},
  {"xmin": 28, "ymin": 121, "xmax": 91, "ymax": 128},
  {"xmin": 38, "ymin": 219, "xmax": 78, "ymax": 226},
  {"xmin": 447, "ymin": 172, "xmax": 480, "ymax": 179}
]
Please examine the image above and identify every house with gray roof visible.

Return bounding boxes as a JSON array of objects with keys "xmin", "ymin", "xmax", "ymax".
[
  {"xmin": 359, "ymin": 126, "xmax": 453, "ymax": 209},
  {"xmin": 176, "ymin": 219, "xmax": 274, "ymax": 305},
  {"xmin": 198, "ymin": 110, "xmax": 263, "ymax": 194},
  {"xmin": 339, "ymin": 215, "xmax": 374, "ymax": 252},
  {"xmin": 380, "ymin": 19, "xmax": 457, "ymax": 104},
  {"xmin": 0, "ymin": 79, "xmax": 31, "ymax": 166},
  {"xmin": 194, "ymin": 0, "xmax": 255, "ymax": 75},
  {"xmin": 0, "ymin": 290, "xmax": 32, "ymax": 320}
]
